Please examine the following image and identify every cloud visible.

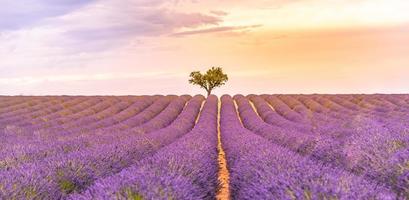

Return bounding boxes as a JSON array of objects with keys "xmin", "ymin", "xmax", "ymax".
[
  {"xmin": 44, "ymin": 2, "xmax": 224, "ymax": 55},
  {"xmin": 1, "ymin": 0, "xmax": 223, "ymax": 36},
  {"xmin": 0, "ymin": 0, "xmax": 95, "ymax": 31},
  {"xmin": 210, "ymin": 10, "xmax": 229, "ymax": 16},
  {"xmin": 171, "ymin": 25, "xmax": 262, "ymax": 36},
  {"xmin": 0, "ymin": 71, "xmax": 176, "ymax": 85},
  {"xmin": 0, "ymin": 0, "xmax": 226, "ymax": 58},
  {"xmin": 30, "ymin": 0, "xmax": 223, "ymax": 53},
  {"xmin": 63, "ymin": 9, "xmax": 222, "ymax": 40}
]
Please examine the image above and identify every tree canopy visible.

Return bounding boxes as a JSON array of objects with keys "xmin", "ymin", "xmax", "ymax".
[{"xmin": 189, "ymin": 67, "xmax": 228, "ymax": 96}]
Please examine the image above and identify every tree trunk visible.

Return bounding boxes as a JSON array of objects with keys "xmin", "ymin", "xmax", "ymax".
[{"xmin": 207, "ymin": 89, "xmax": 211, "ymax": 97}]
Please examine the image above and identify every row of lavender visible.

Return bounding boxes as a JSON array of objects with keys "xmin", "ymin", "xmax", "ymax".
[
  {"xmin": 71, "ymin": 95, "xmax": 219, "ymax": 199},
  {"xmin": 1, "ymin": 94, "xmax": 408, "ymax": 199},
  {"xmin": 0, "ymin": 95, "xmax": 217, "ymax": 199},
  {"xmin": 237, "ymin": 94, "xmax": 409, "ymax": 198},
  {"xmin": 0, "ymin": 96, "xmax": 168, "ymax": 169},
  {"xmin": 221, "ymin": 95, "xmax": 397, "ymax": 199}
]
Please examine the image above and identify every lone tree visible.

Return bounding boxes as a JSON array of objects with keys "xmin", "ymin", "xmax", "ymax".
[{"xmin": 189, "ymin": 67, "xmax": 228, "ymax": 96}]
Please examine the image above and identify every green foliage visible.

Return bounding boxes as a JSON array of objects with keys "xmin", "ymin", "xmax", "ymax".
[
  {"xmin": 189, "ymin": 67, "xmax": 228, "ymax": 96},
  {"xmin": 22, "ymin": 186, "xmax": 38, "ymax": 199},
  {"xmin": 120, "ymin": 187, "xmax": 144, "ymax": 200},
  {"xmin": 56, "ymin": 167, "xmax": 79, "ymax": 194},
  {"xmin": 128, "ymin": 192, "xmax": 143, "ymax": 200},
  {"xmin": 58, "ymin": 179, "xmax": 77, "ymax": 194}
]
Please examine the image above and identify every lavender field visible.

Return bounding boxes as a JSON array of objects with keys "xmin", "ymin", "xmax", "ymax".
[{"xmin": 0, "ymin": 94, "xmax": 408, "ymax": 199}]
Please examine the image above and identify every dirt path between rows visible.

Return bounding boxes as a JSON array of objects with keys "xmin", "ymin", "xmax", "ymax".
[{"xmin": 216, "ymin": 100, "xmax": 230, "ymax": 200}]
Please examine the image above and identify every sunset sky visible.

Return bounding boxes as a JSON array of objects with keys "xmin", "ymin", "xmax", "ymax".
[{"xmin": 1, "ymin": 0, "xmax": 409, "ymax": 95}]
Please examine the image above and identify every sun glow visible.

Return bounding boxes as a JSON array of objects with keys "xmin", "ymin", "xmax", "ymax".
[{"xmin": 205, "ymin": 0, "xmax": 409, "ymax": 31}]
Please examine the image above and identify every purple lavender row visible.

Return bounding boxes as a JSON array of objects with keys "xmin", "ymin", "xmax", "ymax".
[
  {"xmin": 0, "ymin": 95, "xmax": 178, "ymax": 191},
  {"xmin": 220, "ymin": 95, "xmax": 397, "ymax": 199},
  {"xmin": 0, "ymin": 97, "xmax": 87, "ymax": 135},
  {"xmin": 0, "ymin": 96, "xmax": 67, "ymax": 116},
  {"xmin": 301, "ymin": 95, "xmax": 409, "ymax": 137},
  {"xmin": 0, "ymin": 97, "xmax": 109, "ymax": 145},
  {"xmin": 0, "ymin": 96, "xmax": 189, "ymax": 171},
  {"xmin": 32, "ymin": 96, "xmax": 156, "ymax": 134},
  {"xmin": 57, "ymin": 96, "xmax": 157, "ymax": 135},
  {"xmin": 284, "ymin": 95, "xmax": 387, "ymax": 138},
  {"xmin": 359, "ymin": 95, "xmax": 400, "ymax": 112},
  {"xmin": 0, "ymin": 97, "xmax": 51, "ymax": 116},
  {"xmin": 0, "ymin": 97, "xmax": 154, "ymax": 146},
  {"xmin": 327, "ymin": 95, "xmax": 361, "ymax": 111},
  {"xmin": 128, "ymin": 95, "xmax": 191, "ymax": 134},
  {"xmin": 0, "ymin": 97, "xmax": 30, "ymax": 109},
  {"xmin": 66, "ymin": 95, "xmax": 184, "ymax": 135},
  {"xmin": 70, "ymin": 95, "xmax": 218, "ymax": 200},
  {"xmin": 286, "ymin": 95, "xmax": 388, "ymax": 129},
  {"xmin": 339, "ymin": 94, "xmax": 401, "ymax": 114},
  {"xmin": 40, "ymin": 99, "xmax": 130, "ymax": 133},
  {"xmin": 0, "ymin": 96, "xmax": 84, "ymax": 121},
  {"xmin": 0, "ymin": 97, "xmax": 101, "ymax": 132},
  {"xmin": 26, "ymin": 97, "xmax": 103, "ymax": 123},
  {"xmin": 248, "ymin": 95, "xmax": 313, "ymax": 133},
  {"xmin": 335, "ymin": 95, "xmax": 395, "ymax": 115},
  {"xmin": 263, "ymin": 95, "xmax": 311, "ymax": 123},
  {"xmin": 0, "ymin": 95, "xmax": 204, "ymax": 199},
  {"xmin": 274, "ymin": 95, "xmax": 322, "ymax": 118},
  {"xmin": 296, "ymin": 95, "xmax": 350, "ymax": 115},
  {"xmin": 291, "ymin": 95, "xmax": 409, "ymax": 196},
  {"xmin": 307, "ymin": 95, "xmax": 357, "ymax": 115},
  {"xmin": 313, "ymin": 95, "xmax": 396, "ymax": 124},
  {"xmin": 30, "ymin": 97, "xmax": 87, "ymax": 120},
  {"xmin": 0, "ymin": 96, "xmax": 152, "ymax": 157},
  {"xmin": 234, "ymin": 94, "xmax": 317, "ymax": 154},
  {"xmin": 17, "ymin": 97, "xmax": 124, "ymax": 128},
  {"xmin": 382, "ymin": 95, "xmax": 409, "ymax": 110},
  {"xmin": 361, "ymin": 96, "xmax": 409, "ymax": 120},
  {"xmin": 39, "ymin": 98, "xmax": 119, "ymax": 130},
  {"xmin": 270, "ymin": 96, "xmax": 366, "ymax": 138},
  {"xmin": 361, "ymin": 95, "xmax": 404, "ymax": 113},
  {"xmin": 268, "ymin": 95, "xmax": 355, "ymax": 132},
  {"xmin": 27, "ymin": 96, "xmax": 168, "ymax": 138},
  {"xmin": 236, "ymin": 95, "xmax": 409, "ymax": 196},
  {"xmin": 275, "ymin": 95, "xmax": 354, "ymax": 131},
  {"xmin": 86, "ymin": 95, "xmax": 190, "ymax": 137},
  {"xmin": 264, "ymin": 95, "xmax": 351, "ymax": 123},
  {"xmin": 0, "ymin": 96, "xmax": 154, "ymax": 157},
  {"xmin": 328, "ymin": 121, "xmax": 409, "ymax": 196},
  {"xmin": 308, "ymin": 101, "xmax": 409, "ymax": 196},
  {"xmin": 0, "ymin": 139, "xmax": 88, "ymax": 170},
  {"xmin": 83, "ymin": 95, "xmax": 178, "ymax": 133},
  {"xmin": 294, "ymin": 95, "xmax": 355, "ymax": 123},
  {"xmin": 292, "ymin": 94, "xmax": 388, "ymax": 122},
  {"xmin": 359, "ymin": 94, "xmax": 409, "ymax": 111},
  {"xmin": 0, "ymin": 97, "xmax": 77, "ymax": 141},
  {"xmin": 349, "ymin": 95, "xmax": 384, "ymax": 112},
  {"xmin": 0, "ymin": 97, "xmax": 59, "ymax": 122}
]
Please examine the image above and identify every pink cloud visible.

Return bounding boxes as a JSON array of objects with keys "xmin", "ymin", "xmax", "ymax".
[
  {"xmin": 171, "ymin": 25, "xmax": 262, "ymax": 36},
  {"xmin": 210, "ymin": 10, "xmax": 229, "ymax": 16}
]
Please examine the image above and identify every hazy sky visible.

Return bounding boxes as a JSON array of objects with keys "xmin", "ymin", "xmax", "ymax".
[{"xmin": 1, "ymin": 0, "xmax": 408, "ymax": 95}]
